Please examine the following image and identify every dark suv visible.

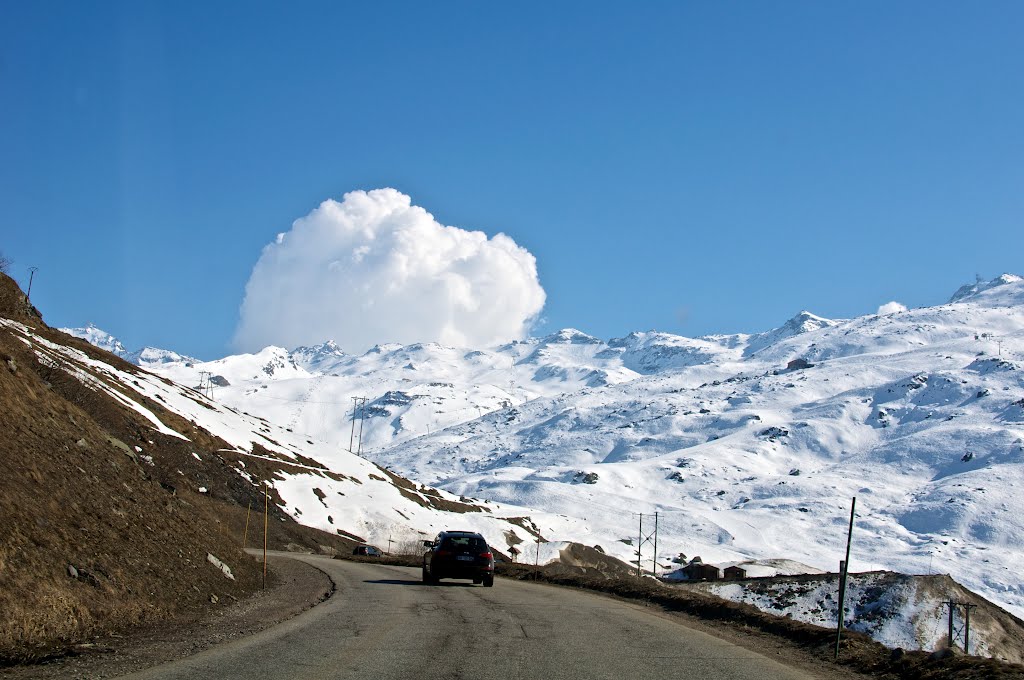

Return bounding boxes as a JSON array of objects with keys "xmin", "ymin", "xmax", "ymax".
[
  {"xmin": 352, "ymin": 545, "xmax": 382, "ymax": 557},
  {"xmin": 422, "ymin": 531, "xmax": 495, "ymax": 587}
]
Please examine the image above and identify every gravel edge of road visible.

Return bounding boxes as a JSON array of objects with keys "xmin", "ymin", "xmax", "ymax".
[{"xmin": 0, "ymin": 554, "xmax": 334, "ymax": 680}]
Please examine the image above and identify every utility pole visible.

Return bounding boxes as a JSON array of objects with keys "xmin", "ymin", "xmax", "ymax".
[
  {"xmin": 942, "ymin": 599, "xmax": 978, "ymax": 653},
  {"xmin": 835, "ymin": 496, "xmax": 857, "ymax": 659},
  {"xmin": 387, "ymin": 535, "xmax": 393, "ymax": 556},
  {"xmin": 635, "ymin": 512, "xmax": 659, "ymax": 578},
  {"xmin": 349, "ymin": 397, "xmax": 358, "ymax": 452},
  {"xmin": 197, "ymin": 371, "xmax": 213, "ymax": 399},
  {"xmin": 357, "ymin": 398, "xmax": 367, "ymax": 455},
  {"xmin": 25, "ymin": 266, "xmax": 38, "ymax": 305},
  {"xmin": 242, "ymin": 501, "xmax": 251, "ymax": 549},
  {"xmin": 652, "ymin": 512, "xmax": 659, "ymax": 577},
  {"xmin": 349, "ymin": 396, "xmax": 367, "ymax": 453},
  {"xmin": 946, "ymin": 599, "xmax": 955, "ymax": 650},
  {"xmin": 263, "ymin": 483, "xmax": 269, "ymax": 590},
  {"xmin": 964, "ymin": 603, "xmax": 977, "ymax": 654},
  {"xmin": 636, "ymin": 513, "xmax": 644, "ymax": 578}
]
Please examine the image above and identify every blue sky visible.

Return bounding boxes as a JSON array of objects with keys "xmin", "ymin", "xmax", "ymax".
[{"xmin": 3, "ymin": 2, "xmax": 1022, "ymax": 358}]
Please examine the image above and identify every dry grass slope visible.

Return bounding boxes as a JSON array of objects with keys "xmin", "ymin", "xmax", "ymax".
[{"xmin": 0, "ymin": 273, "xmax": 353, "ymax": 665}]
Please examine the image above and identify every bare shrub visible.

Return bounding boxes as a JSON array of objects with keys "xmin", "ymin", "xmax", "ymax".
[
  {"xmin": 392, "ymin": 534, "xmax": 430, "ymax": 557},
  {"xmin": 0, "ymin": 251, "xmax": 10, "ymax": 274}
]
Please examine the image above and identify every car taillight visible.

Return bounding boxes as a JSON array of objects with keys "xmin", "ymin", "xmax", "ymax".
[
  {"xmin": 436, "ymin": 550, "xmax": 450, "ymax": 557},
  {"xmin": 480, "ymin": 552, "xmax": 492, "ymax": 560}
]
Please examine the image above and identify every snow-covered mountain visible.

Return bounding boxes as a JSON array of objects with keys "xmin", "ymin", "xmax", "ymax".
[
  {"xmin": 70, "ymin": 323, "xmax": 197, "ymax": 366},
  {"xmin": 63, "ymin": 274, "xmax": 1024, "ymax": 628},
  {"xmin": 15, "ymin": 323, "xmax": 571, "ymax": 564}
]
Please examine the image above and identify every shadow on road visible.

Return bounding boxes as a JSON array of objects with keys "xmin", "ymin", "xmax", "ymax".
[{"xmin": 364, "ymin": 579, "xmax": 480, "ymax": 587}]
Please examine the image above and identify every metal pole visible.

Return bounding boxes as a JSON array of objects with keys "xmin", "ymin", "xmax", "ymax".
[
  {"xmin": 834, "ymin": 496, "xmax": 856, "ymax": 659},
  {"xmin": 964, "ymin": 603, "xmax": 970, "ymax": 653},
  {"xmin": 652, "ymin": 512, "xmax": 659, "ymax": 577},
  {"xmin": 242, "ymin": 501, "xmax": 251, "ymax": 549},
  {"xmin": 947, "ymin": 600, "xmax": 955, "ymax": 649},
  {"xmin": 25, "ymin": 266, "xmax": 38, "ymax": 304},
  {"xmin": 349, "ymin": 398, "xmax": 358, "ymax": 452},
  {"xmin": 357, "ymin": 398, "xmax": 366, "ymax": 455},
  {"xmin": 263, "ymin": 484, "xmax": 269, "ymax": 590},
  {"xmin": 636, "ymin": 513, "xmax": 643, "ymax": 578}
]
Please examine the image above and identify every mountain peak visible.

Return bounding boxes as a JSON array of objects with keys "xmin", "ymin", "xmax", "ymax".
[
  {"xmin": 949, "ymin": 273, "xmax": 1023, "ymax": 303},
  {"xmin": 291, "ymin": 340, "xmax": 348, "ymax": 370},
  {"xmin": 541, "ymin": 328, "xmax": 603, "ymax": 345},
  {"xmin": 782, "ymin": 310, "xmax": 836, "ymax": 334},
  {"xmin": 744, "ymin": 311, "xmax": 838, "ymax": 357},
  {"xmin": 130, "ymin": 346, "xmax": 195, "ymax": 366},
  {"xmin": 60, "ymin": 324, "xmax": 129, "ymax": 359}
]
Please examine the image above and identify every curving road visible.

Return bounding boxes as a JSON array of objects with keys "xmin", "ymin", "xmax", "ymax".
[{"xmin": 120, "ymin": 554, "xmax": 816, "ymax": 680}]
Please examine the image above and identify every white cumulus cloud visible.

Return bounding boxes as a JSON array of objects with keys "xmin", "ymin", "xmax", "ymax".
[
  {"xmin": 877, "ymin": 301, "xmax": 907, "ymax": 316},
  {"xmin": 233, "ymin": 189, "xmax": 546, "ymax": 353}
]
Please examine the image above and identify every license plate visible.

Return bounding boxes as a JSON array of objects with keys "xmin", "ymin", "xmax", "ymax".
[{"xmin": 456, "ymin": 555, "xmax": 473, "ymax": 561}]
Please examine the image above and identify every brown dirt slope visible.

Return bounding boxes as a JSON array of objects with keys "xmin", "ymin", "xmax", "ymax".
[{"xmin": 0, "ymin": 273, "xmax": 353, "ymax": 665}]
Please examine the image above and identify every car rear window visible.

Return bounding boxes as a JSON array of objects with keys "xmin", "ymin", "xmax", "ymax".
[{"xmin": 442, "ymin": 536, "xmax": 487, "ymax": 551}]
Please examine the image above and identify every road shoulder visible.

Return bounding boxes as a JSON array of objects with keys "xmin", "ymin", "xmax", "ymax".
[{"xmin": 0, "ymin": 554, "xmax": 333, "ymax": 680}]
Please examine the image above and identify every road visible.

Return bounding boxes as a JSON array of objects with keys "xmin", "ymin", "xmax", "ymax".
[{"xmin": 119, "ymin": 554, "xmax": 817, "ymax": 680}]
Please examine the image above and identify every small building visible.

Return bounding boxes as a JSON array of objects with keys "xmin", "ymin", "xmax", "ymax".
[
  {"xmin": 682, "ymin": 558, "xmax": 721, "ymax": 581},
  {"xmin": 787, "ymin": 358, "xmax": 813, "ymax": 371},
  {"xmin": 724, "ymin": 565, "xmax": 747, "ymax": 580}
]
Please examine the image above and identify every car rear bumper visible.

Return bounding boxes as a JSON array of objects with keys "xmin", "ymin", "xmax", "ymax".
[{"xmin": 432, "ymin": 562, "xmax": 493, "ymax": 580}]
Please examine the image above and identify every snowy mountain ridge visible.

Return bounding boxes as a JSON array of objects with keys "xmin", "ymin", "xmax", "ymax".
[{"xmin": 63, "ymin": 274, "xmax": 1024, "ymax": 636}]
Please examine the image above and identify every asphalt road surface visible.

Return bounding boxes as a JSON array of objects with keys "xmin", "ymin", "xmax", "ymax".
[{"xmin": 119, "ymin": 554, "xmax": 816, "ymax": 680}]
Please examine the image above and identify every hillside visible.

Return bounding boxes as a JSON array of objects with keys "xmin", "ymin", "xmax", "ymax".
[
  {"xmin": 682, "ymin": 571, "xmax": 1024, "ymax": 664},
  {"xmin": 0, "ymin": 272, "xmax": 559, "ymax": 663},
  {"xmin": 64, "ymin": 274, "xmax": 1024, "ymax": 658},
  {"xmin": 0, "ymin": 273, "xmax": 258, "ymax": 662}
]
